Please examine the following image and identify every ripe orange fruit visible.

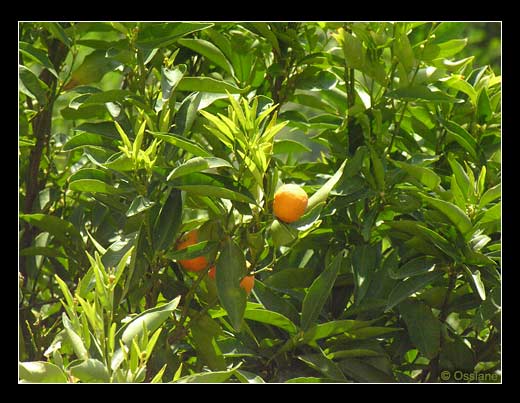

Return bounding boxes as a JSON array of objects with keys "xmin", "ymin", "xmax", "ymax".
[
  {"xmin": 273, "ymin": 184, "xmax": 308, "ymax": 223},
  {"xmin": 208, "ymin": 265, "xmax": 216, "ymax": 280},
  {"xmin": 207, "ymin": 265, "xmax": 254, "ymax": 295},
  {"xmin": 176, "ymin": 230, "xmax": 208, "ymax": 272},
  {"xmin": 240, "ymin": 275, "xmax": 255, "ymax": 295}
]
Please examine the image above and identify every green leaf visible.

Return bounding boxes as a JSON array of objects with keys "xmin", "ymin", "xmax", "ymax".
[
  {"xmin": 136, "ymin": 22, "xmax": 214, "ymax": 49},
  {"xmin": 19, "ymin": 361, "xmax": 67, "ymax": 383},
  {"xmin": 82, "ymin": 89, "xmax": 133, "ymax": 105},
  {"xmin": 301, "ymin": 253, "xmax": 343, "ymax": 330},
  {"xmin": 177, "ymin": 77, "xmax": 245, "ymax": 94},
  {"xmin": 298, "ymin": 352, "xmax": 346, "ymax": 381},
  {"xmin": 66, "ymin": 50, "xmax": 121, "ymax": 89},
  {"xmin": 391, "ymin": 159, "xmax": 441, "ymax": 190},
  {"xmin": 270, "ymin": 219, "xmax": 298, "ymax": 247},
  {"xmin": 443, "ymin": 120, "xmax": 478, "ymax": 161},
  {"xmin": 173, "ymin": 365, "xmax": 240, "ymax": 383},
  {"xmin": 101, "ymin": 234, "xmax": 136, "ymax": 269},
  {"xmin": 69, "ymin": 359, "xmax": 110, "ymax": 383},
  {"xmin": 387, "ymin": 85, "xmax": 459, "ymax": 103},
  {"xmin": 121, "ymin": 296, "xmax": 180, "ymax": 345},
  {"xmin": 477, "ymin": 88, "xmax": 493, "ymax": 124},
  {"xmin": 394, "ymin": 31, "xmax": 415, "ymax": 72},
  {"xmin": 19, "ymin": 213, "xmax": 83, "ymax": 247},
  {"xmin": 19, "ymin": 65, "xmax": 48, "ymax": 104},
  {"xmin": 307, "ymin": 159, "xmax": 348, "ymax": 209},
  {"xmin": 422, "ymin": 39, "xmax": 468, "ymax": 60},
  {"xmin": 169, "ymin": 173, "xmax": 256, "ymax": 204},
  {"xmin": 265, "ymin": 267, "xmax": 316, "ymax": 289},
  {"xmin": 338, "ymin": 358, "xmax": 395, "ymax": 383},
  {"xmin": 63, "ymin": 133, "xmax": 113, "ymax": 151},
  {"xmin": 398, "ymin": 299, "xmax": 441, "ymax": 359},
  {"xmin": 351, "ymin": 243, "xmax": 379, "ymax": 304},
  {"xmin": 463, "ymin": 266, "xmax": 486, "ymax": 301},
  {"xmin": 243, "ymin": 308, "xmax": 298, "ymax": 335},
  {"xmin": 447, "ymin": 155, "xmax": 471, "ymax": 200},
  {"xmin": 161, "ymin": 65, "xmax": 186, "ymax": 101},
  {"xmin": 442, "ymin": 75, "xmax": 477, "ymax": 104},
  {"xmin": 153, "ymin": 188, "xmax": 183, "ymax": 252},
  {"xmin": 74, "ymin": 122, "xmax": 120, "ymax": 139},
  {"xmin": 20, "ymin": 246, "xmax": 66, "ymax": 259},
  {"xmin": 479, "ymin": 184, "xmax": 500, "ymax": 209},
  {"xmin": 420, "ymin": 194, "xmax": 473, "ymax": 235},
  {"xmin": 385, "ymin": 271, "xmax": 443, "ymax": 312},
  {"xmin": 216, "ymin": 238, "xmax": 248, "ymax": 331},
  {"xmin": 148, "ymin": 131, "xmax": 212, "ymax": 157},
  {"xmin": 69, "ymin": 179, "xmax": 123, "ymax": 195},
  {"xmin": 19, "ymin": 42, "xmax": 59, "ymax": 78},
  {"xmin": 165, "ymin": 240, "xmax": 217, "ymax": 261},
  {"xmin": 42, "ymin": 22, "xmax": 71, "ymax": 47},
  {"xmin": 273, "ymin": 139, "xmax": 312, "ymax": 154},
  {"xmin": 126, "ymin": 195, "xmax": 155, "ymax": 217},
  {"xmin": 285, "ymin": 377, "xmax": 343, "ymax": 383},
  {"xmin": 62, "ymin": 313, "xmax": 88, "ymax": 360},
  {"xmin": 390, "ymin": 256, "xmax": 438, "ymax": 279},
  {"xmin": 177, "ymin": 38, "xmax": 234, "ymax": 76},
  {"xmin": 167, "ymin": 157, "xmax": 232, "ymax": 180},
  {"xmin": 303, "ymin": 319, "xmax": 372, "ymax": 342},
  {"xmin": 190, "ymin": 314, "xmax": 226, "ymax": 371},
  {"xmin": 234, "ymin": 370, "xmax": 266, "ymax": 384},
  {"xmin": 339, "ymin": 29, "xmax": 365, "ymax": 69}
]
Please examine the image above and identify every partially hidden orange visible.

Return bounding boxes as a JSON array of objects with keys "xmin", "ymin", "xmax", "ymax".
[
  {"xmin": 207, "ymin": 265, "xmax": 254, "ymax": 295},
  {"xmin": 273, "ymin": 184, "xmax": 308, "ymax": 223},
  {"xmin": 176, "ymin": 230, "xmax": 208, "ymax": 272}
]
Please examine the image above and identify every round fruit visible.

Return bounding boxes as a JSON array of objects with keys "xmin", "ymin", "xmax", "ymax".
[
  {"xmin": 240, "ymin": 275, "xmax": 255, "ymax": 295},
  {"xmin": 176, "ymin": 230, "xmax": 208, "ymax": 272},
  {"xmin": 208, "ymin": 265, "xmax": 216, "ymax": 280},
  {"xmin": 273, "ymin": 184, "xmax": 308, "ymax": 223}
]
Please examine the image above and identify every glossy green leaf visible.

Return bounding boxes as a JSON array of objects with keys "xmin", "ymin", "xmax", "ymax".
[
  {"xmin": 153, "ymin": 188, "xmax": 183, "ymax": 252},
  {"xmin": 398, "ymin": 299, "xmax": 441, "ymax": 359},
  {"xmin": 301, "ymin": 253, "xmax": 343, "ymax": 330},
  {"xmin": 190, "ymin": 314, "xmax": 226, "ymax": 371},
  {"xmin": 126, "ymin": 195, "xmax": 155, "ymax": 217},
  {"xmin": 161, "ymin": 65, "xmax": 186, "ymax": 101},
  {"xmin": 463, "ymin": 265, "xmax": 486, "ymax": 301},
  {"xmin": 169, "ymin": 173, "xmax": 256, "ymax": 204},
  {"xmin": 338, "ymin": 358, "xmax": 395, "ymax": 383},
  {"xmin": 387, "ymin": 85, "xmax": 459, "ymax": 103},
  {"xmin": 265, "ymin": 267, "xmax": 316, "ymax": 289},
  {"xmin": 298, "ymin": 352, "xmax": 346, "ymax": 380},
  {"xmin": 19, "ymin": 42, "xmax": 59, "ymax": 78},
  {"xmin": 167, "ymin": 157, "xmax": 232, "ymax": 180},
  {"xmin": 69, "ymin": 359, "xmax": 110, "ymax": 383},
  {"xmin": 148, "ymin": 131, "xmax": 212, "ymax": 157},
  {"xmin": 420, "ymin": 194, "xmax": 473, "ymax": 235},
  {"xmin": 443, "ymin": 120, "xmax": 478, "ymax": 161},
  {"xmin": 123, "ymin": 297, "xmax": 179, "ymax": 342},
  {"xmin": 19, "ymin": 65, "xmax": 48, "ymax": 104},
  {"xmin": 19, "ymin": 361, "xmax": 67, "ymax": 383},
  {"xmin": 307, "ymin": 159, "xmax": 348, "ymax": 209},
  {"xmin": 385, "ymin": 271, "xmax": 443, "ymax": 312},
  {"xmin": 19, "ymin": 213, "xmax": 83, "ymax": 247},
  {"xmin": 303, "ymin": 319, "xmax": 372, "ymax": 342},
  {"xmin": 244, "ymin": 309, "xmax": 298, "ymax": 334},
  {"xmin": 62, "ymin": 313, "xmax": 88, "ymax": 360},
  {"xmin": 351, "ymin": 243, "xmax": 379, "ymax": 304},
  {"xmin": 477, "ymin": 88, "xmax": 493, "ymax": 124},
  {"xmin": 177, "ymin": 77, "xmax": 245, "ymax": 94},
  {"xmin": 136, "ymin": 22, "xmax": 213, "ymax": 49},
  {"xmin": 391, "ymin": 159, "xmax": 440, "ymax": 190},
  {"xmin": 173, "ymin": 365, "xmax": 240, "ymax": 383},
  {"xmin": 234, "ymin": 370, "xmax": 266, "ymax": 384},
  {"xmin": 216, "ymin": 238, "xmax": 248, "ymax": 331},
  {"xmin": 42, "ymin": 22, "xmax": 71, "ymax": 47},
  {"xmin": 479, "ymin": 184, "xmax": 500, "ymax": 209},
  {"xmin": 390, "ymin": 256, "xmax": 438, "ymax": 279},
  {"xmin": 178, "ymin": 38, "xmax": 234, "ymax": 76}
]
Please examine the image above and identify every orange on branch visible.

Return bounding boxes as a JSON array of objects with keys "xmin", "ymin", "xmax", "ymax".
[
  {"xmin": 176, "ymin": 229, "xmax": 209, "ymax": 272},
  {"xmin": 273, "ymin": 184, "xmax": 308, "ymax": 223}
]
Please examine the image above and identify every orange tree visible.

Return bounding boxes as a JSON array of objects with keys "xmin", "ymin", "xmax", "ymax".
[{"xmin": 19, "ymin": 22, "xmax": 501, "ymax": 383}]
